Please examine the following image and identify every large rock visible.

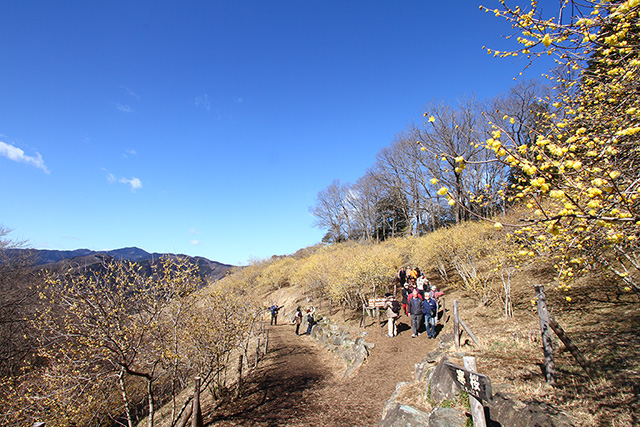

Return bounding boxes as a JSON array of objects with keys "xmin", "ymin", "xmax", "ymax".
[
  {"xmin": 428, "ymin": 407, "xmax": 468, "ymax": 427},
  {"xmin": 415, "ymin": 350, "xmax": 445, "ymax": 381},
  {"xmin": 378, "ymin": 403, "xmax": 431, "ymax": 427},
  {"xmin": 426, "ymin": 357, "xmax": 458, "ymax": 402},
  {"xmin": 380, "ymin": 381, "xmax": 467, "ymax": 427},
  {"xmin": 486, "ymin": 392, "xmax": 574, "ymax": 426}
]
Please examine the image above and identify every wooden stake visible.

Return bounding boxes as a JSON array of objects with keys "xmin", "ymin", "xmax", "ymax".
[
  {"xmin": 255, "ymin": 337, "xmax": 261, "ymax": 368},
  {"xmin": 548, "ymin": 315, "xmax": 594, "ymax": 377},
  {"xmin": 235, "ymin": 354, "xmax": 243, "ymax": 399},
  {"xmin": 441, "ymin": 296, "xmax": 447, "ymax": 325},
  {"xmin": 459, "ymin": 317, "xmax": 481, "ymax": 347},
  {"xmin": 453, "ymin": 299, "xmax": 460, "ymax": 350},
  {"xmin": 463, "ymin": 357, "xmax": 487, "ymax": 427},
  {"xmin": 264, "ymin": 329, "xmax": 269, "ymax": 355}
]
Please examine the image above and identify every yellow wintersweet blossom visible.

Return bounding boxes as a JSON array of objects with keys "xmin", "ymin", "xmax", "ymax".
[
  {"xmin": 494, "ymin": 222, "xmax": 503, "ymax": 230},
  {"xmin": 430, "ymin": 178, "xmax": 439, "ymax": 185},
  {"xmin": 437, "ymin": 187, "xmax": 448, "ymax": 196},
  {"xmin": 542, "ymin": 34, "xmax": 552, "ymax": 47},
  {"xmin": 428, "ymin": 116, "xmax": 435, "ymax": 123}
]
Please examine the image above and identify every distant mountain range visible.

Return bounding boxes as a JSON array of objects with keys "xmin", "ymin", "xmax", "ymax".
[{"xmin": 9, "ymin": 247, "xmax": 235, "ymax": 283}]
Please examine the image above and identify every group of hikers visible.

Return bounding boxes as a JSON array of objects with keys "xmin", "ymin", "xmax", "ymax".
[
  {"xmin": 268, "ymin": 303, "xmax": 315, "ymax": 336},
  {"xmin": 267, "ymin": 266, "xmax": 443, "ymax": 340},
  {"xmin": 384, "ymin": 266, "xmax": 444, "ymax": 339}
]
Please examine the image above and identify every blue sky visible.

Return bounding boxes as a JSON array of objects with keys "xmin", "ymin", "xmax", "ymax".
[{"xmin": 0, "ymin": 1, "xmax": 556, "ymax": 266}]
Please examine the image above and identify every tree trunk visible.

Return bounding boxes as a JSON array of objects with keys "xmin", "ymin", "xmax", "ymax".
[{"xmin": 118, "ymin": 368, "xmax": 134, "ymax": 427}]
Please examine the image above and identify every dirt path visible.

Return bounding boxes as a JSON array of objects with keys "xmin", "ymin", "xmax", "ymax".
[{"xmin": 204, "ymin": 314, "xmax": 439, "ymax": 426}]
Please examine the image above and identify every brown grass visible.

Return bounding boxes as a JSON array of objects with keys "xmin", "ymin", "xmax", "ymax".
[{"xmin": 436, "ymin": 255, "xmax": 640, "ymax": 426}]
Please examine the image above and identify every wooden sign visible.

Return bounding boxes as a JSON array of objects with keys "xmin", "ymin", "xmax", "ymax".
[
  {"xmin": 444, "ymin": 362, "xmax": 493, "ymax": 403},
  {"xmin": 368, "ymin": 297, "xmax": 388, "ymax": 308}
]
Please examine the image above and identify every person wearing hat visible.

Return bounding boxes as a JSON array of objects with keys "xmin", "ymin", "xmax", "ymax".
[
  {"xmin": 428, "ymin": 285, "xmax": 444, "ymax": 300},
  {"xmin": 428, "ymin": 285, "xmax": 444, "ymax": 323},
  {"xmin": 401, "ymin": 282, "xmax": 411, "ymax": 315},
  {"xmin": 383, "ymin": 292, "xmax": 400, "ymax": 337},
  {"xmin": 423, "ymin": 292, "xmax": 438, "ymax": 339}
]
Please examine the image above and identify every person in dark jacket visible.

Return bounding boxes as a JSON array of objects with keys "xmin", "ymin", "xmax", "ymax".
[
  {"xmin": 305, "ymin": 308, "xmax": 316, "ymax": 335},
  {"xmin": 423, "ymin": 293, "xmax": 438, "ymax": 339},
  {"xmin": 294, "ymin": 306, "xmax": 303, "ymax": 335},
  {"xmin": 269, "ymin": 303, "xmax": 283, "ymax": 325},
  {"xmin": 407, "ymin": 288, "xmax": 424, "ymax": 338},
  {"xmin": 401, "ymin": 283, "xmax": 411, "ymax": 315}
]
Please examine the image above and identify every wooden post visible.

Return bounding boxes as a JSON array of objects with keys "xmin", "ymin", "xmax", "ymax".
[
  {"xmin": 548, "ymin": 315, "xmax": 593, "ymax": 377},
  {"xmin": 235, "ymin": 354, "xmax": 243, "ymax": 399},
  {"xmin": 361, "ymin": 304, "xmax": 366, "ymax": 329},
  {"xmin": 459, "ymin": 317, "xmax": 481, "ymax": 347},
  {"xmin": 463, "ymin": 357, "xmax": 487, "ymax": 427},
  {"xmin": 264, "ymin": 329, "xmax": 269, "ymax": 355},
  {"xmin": 342, "ymin": 300, "xmax": 346, "ymax": 322},
  {"xmin": 192, "ymin": 377, "xmax": 203, "ymax": 427},
  {"xmin": 255, "ymin": 337, "xmax": 261, "ymax": 368},
  {"xmin": 535, "ymin": 285, "xmax": 556, "ymax": 386},
  {"xmin": 376, "ymin": 307, "xmax": 382, "ymax": 335},
  {"xmin": 453, "ymin": 300, "xmax": 460, "ymax": 350}
]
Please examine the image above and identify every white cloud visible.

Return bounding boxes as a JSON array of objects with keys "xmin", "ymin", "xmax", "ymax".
[
  {"xmin": 115, "ymin": 103, "xmax": 134, "ymax": 113},
  {"xmin": 190, "ymin": 240, "xmax": 201, "ymax": 246},
  {"xmin": 122, "ymin": 177, "xmax": 142, "ymax": 190},
  {"xmin": 123, "ymin": 149, "xmax": 137, "ymax": 159},
  {"xmin": 0, "ymin": 141, "xmax": 50, "ymax": 174},
  {"xmin": 106, "ymin": 172, "xmax": 142, "ymax": 192}
]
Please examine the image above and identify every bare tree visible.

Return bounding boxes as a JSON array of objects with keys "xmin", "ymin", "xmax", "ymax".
[
  {"xmin": 0, "ymin": 226, "xmax": 37, "ymax": 378},
  {"xmin": 310, "ymin": 180, "xmax": 353, "ymax": 243}
]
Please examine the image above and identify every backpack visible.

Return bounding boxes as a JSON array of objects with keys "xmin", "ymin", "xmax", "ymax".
[
  {"xmin": 391, "ymin": 300, "xmax": 401, "ymax": 314},
  {"xmin": 426, "ymin": 299, "xmax": 437, "ymax": 317}
]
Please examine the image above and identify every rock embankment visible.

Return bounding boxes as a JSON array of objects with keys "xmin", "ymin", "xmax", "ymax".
[{"xmin": 305, "ymin": 316, "xmax": 375, "ymax": 378}]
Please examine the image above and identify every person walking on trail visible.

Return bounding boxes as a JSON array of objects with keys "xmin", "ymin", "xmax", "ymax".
[
  {"xmin": 416, "ymin": 274, "xmax": 429, "ymax": 297},
  {"xmin": 401, "ymin": 283, "xmax": 411, "ymax": 315},
  {"xmin": 269, "ymin": 303, "xmax": 283, "ymax": 326},
  {"xmin": 407, "ymin": 288, "xmax": 424, "ymax": 338},
  {"xmin": 294, "ymin": 306, "xmax": 303, "ymax": 335},
  {"xmin": 428, "ymin": 285, "xmax": 444, "ymax": 323},
  {"xmin": 305, "ymin": 308, "xmax": 316, "ymax": 335},
  {"xmin": 428, "ymin": 285, "xmax": 444, "ymax": 300},
  {"xmin": 397, "ymin": 267, "xmax": 407, "ymax": 288},
  {"xmin": 423, "ymin": 293, "xmax": 438, "ymax": 339},
  {"xmin": 383, "ymin": 293, "xmax": 400, "ymax": 337}
]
